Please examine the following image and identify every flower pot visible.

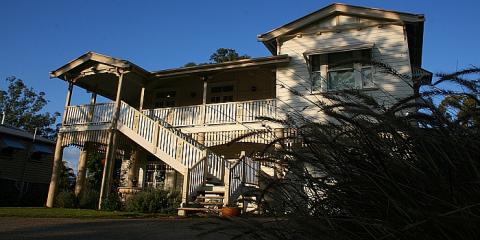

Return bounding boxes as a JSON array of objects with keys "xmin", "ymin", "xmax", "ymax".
[{"xmin": 221, "ymin": 206, "xmax": 241, "ymax": 217}]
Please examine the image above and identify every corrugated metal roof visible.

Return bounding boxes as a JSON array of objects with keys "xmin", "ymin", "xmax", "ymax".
[{"xmin": 0, "ymin": 125, "xmax": 55, "ymax": 145}]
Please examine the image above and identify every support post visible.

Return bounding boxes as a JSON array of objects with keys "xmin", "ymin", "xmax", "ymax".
[
  {"xmin": 240, "ymin": 151, "xmax": 246, "ymax": 212},
  {"xmin": 74, "ymin": 146, "xmax": 88, "ymax": 197},
  {"xmin": 152, "ymin": 121, "xmax": 160, "ymax": 153},
  {"xmin": 223, "ymin": 165, "xmax": 231, "ymax": 207},
  {"xmin": 98, "ymin": 71, "xmax": 124, "ymax": 210},
  {"xmin": 46, "ymin": 82, "xmax": 73, "ymax": 207},
  {"xmin": 274, "ymin": 128, "xmax": 284, "ymax": 178},
  {"xmin": 201, "ymin": 76, "xmax": 208, "ymax": 125},
  {"xmin": 134, "ymin": 87, "xmax": 145, "ymax": 132},
  {"xmin": 88, "ymin": 92, "xmax": 97, "ymax": 122},
  {"xmin": 178, "ymin": 168, "xmax": 190, "ymax": 216},
  {"xmin": 127, "ymin": 148, "xmax": 140, "ymax": 188}
]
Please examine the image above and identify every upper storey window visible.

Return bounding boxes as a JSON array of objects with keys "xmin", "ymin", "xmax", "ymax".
[
  {"xmin": 309, "ymin": 48, "xmax": 374, "ymax": 92},
  {"xmin": 209, "ymin": 85, "xmax": 234, "ymax": 103}
]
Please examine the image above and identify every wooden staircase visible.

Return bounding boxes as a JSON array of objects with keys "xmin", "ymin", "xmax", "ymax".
[{"xmin": 62, "ymin": 101, "xmax": 262, "ymax": 215}]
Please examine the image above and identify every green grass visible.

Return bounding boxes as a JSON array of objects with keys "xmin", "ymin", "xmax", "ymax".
[{"xmin": 0, "ymin": 207, "xmax": 170, "ymax": 219}]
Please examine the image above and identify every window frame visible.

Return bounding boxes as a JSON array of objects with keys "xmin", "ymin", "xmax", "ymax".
[{"xmin": 309, "ymin": 48, "xmax": 375, "ymax": 93}]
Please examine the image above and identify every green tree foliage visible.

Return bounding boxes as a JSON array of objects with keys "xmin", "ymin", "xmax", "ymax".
[
  {"xmin": 85, "ymin": 150, "xmax": 104, "ymax": 190},
  {"xmin": 209, "ymin": 48, "xmax": 250, "ymax": 63},
  {"xmin": 183, "ymin": 62, "xmax": 197, "ymax": 67},
  {"xmin": 0, "ymin": 76, "xmax": 60, "ymax": 139},
  {"xmin": 57, "ymin": 161, "xmax": 75, "ymax": 192},
  {"xmin": 439, "ymin": 95, "xmax": 479, "ymax": 127},
  {"xmin": 183, "ymin": 48, "xmax": 250, "ymax": 66}
]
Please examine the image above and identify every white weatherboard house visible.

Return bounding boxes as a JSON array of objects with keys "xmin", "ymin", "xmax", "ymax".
[{"xmin": 46, "ymin": 4, "xmax": 431, "ymax": 215}]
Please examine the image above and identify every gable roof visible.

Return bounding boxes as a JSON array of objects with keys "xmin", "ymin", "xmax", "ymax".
[
  {"xmin": 257, "ymin": 3, "xmax": 425, "ymax": 55},
  {"xmin": 258, "ymin": 3, "xmax": 424, "ymax": 42},
  {"xmin": 49, "ymin": 51, "xmax": 151, "ymax": 80}
]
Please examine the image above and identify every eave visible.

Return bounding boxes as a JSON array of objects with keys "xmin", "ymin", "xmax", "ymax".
[{"xmin": 153, "ymin": 55, "xmax": 290, "ymax": 78}]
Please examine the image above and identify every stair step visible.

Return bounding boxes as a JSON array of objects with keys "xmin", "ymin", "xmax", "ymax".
[
  {"xmin": 196, "ymin": 196, "xmax": 224, "ymax": 200},
  {"xmin": 178, "ymin": 207, "xmax": 220, "ymax": 212},
  {"xmin": 202, "ymin": 185, "xmax": 225, "ymax": 193},
  {"xmin": 195, "ymin": 202, "xmax": 224, "ymax": 206}
]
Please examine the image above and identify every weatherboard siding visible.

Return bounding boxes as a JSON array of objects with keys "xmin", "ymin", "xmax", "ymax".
[{"xmin": 276, "ymin": 23, "xmax": 413, "ymax": 121}]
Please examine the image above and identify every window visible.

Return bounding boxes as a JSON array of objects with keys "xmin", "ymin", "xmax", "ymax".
[
  {"xmin": 310, "ymin": 49, "xmax": 373, "ymax": 91},
  {"xmin": 154, "ymin": 90, "xmax": 176, "ymax": 108},
  {"xmin": 209, "ymin": 84, "xmax": 234, "ymax": 103}
]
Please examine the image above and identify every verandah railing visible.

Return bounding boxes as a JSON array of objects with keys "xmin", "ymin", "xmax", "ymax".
[
  {"xmin": 143, "ymin": 98, "xmax": 276, "ymax": 127},
  {"xmin": 64, "ymin": 102, "xmax": 115, "ymax": 126}
]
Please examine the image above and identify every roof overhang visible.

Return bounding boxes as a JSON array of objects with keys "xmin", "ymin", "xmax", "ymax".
[
  {"xmin": 50, "ymin": 51, "xmax": 151, "ymax": 81},
  {"xmin": 303, "ymin": 42, "xmax": 374, "ymax": 57},
  {"xmin": 49, "ymin": 52, "xmax": 151, "ymax": 105},
  {"xmin": 153, "ymin": 55, "xmax": 290, "ymax": 78}
]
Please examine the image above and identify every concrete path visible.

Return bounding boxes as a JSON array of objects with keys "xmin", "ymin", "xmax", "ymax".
[{"xmin": 0, "ymin": 217, "xmax": 234, "ymax": 240}]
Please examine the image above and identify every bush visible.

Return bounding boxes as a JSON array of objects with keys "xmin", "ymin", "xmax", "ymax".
[
  {"xmin": 54, "ymin": 191, "xmax": 76, "ymax": 208},
  {"xmin": 78, "ymin": 189, "xmax": 99, "ymax": 209},
  {"xmin": 228, "ymin": 67, "xmax": 480, "ymax": 239},
  {"xmin": 125, "ymin": 188, "xmax": 180, "ymax": 214},
  {"xmin": 101, "ymin": 192, "xmax": 122, "ymax": 211}
]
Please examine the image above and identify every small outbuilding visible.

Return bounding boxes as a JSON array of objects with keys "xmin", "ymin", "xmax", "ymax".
[{"xmin": 0, "ymin": 124, "xmax": 55, "ymax": 206}]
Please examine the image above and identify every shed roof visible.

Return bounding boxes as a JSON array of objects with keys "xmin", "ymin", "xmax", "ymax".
[{"xmin": 0, "ymin": 125, "xmax": 55, "ymax": 145}]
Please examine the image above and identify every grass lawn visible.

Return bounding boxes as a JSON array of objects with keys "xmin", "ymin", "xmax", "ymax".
[{"xmin": 0, "ymin": 207, "xmax": 170, "ymax": 219}]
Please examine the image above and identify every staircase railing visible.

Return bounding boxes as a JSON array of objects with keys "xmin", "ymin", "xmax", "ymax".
[
  {"xmin": 226, "ymin": 155, "xmax": 260, "ymax": 205},
  {"xmin": 118, "ymin": 101, "xmax": 227, "ymax": 202},
  {"xmin": 187, "ymin": 157, "xmax": 207, "ymax": 202}
]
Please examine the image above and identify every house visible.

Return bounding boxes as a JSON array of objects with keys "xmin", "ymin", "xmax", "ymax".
[
  {"xmin": 46, "ymin": 3, "xmax": 431, "ymax": 214},
  {"xmin": 0, "ymin": 124, "xmax": 54, "ymax": 206}
]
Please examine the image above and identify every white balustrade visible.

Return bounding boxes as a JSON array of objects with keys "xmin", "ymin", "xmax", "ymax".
[
  {"xmin": 188, "ymin": 158, "xmax": 206, "ymax": 201},
  {"xmin": 227, "ymin": 156, "xmax": 260, "ymax": 205},
  {"xmin": 64, "ymin": 102, "xmax": 114, "ymax": 126},
  {"xmin": 143, "ymin": 99, "xmax": 276, "ymax": 127}
]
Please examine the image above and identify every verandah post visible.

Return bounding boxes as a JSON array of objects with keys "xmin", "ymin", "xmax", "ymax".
[
  {"xmin": 98, "ymin": 69, "xmax": 124, "ymax": 210},
  {"xmin": 46, "ymin": 81, "xmax": 73, "ymax": 207},
  {"xmin": 201, "ymin": 76, "xmax": 208, "ymax": 125},
  {"xmin": 74, "ymin": 144, "xmax": 89, "ymax": 198}
]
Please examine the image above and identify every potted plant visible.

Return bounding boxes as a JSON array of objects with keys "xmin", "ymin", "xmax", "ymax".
[{"xmin": 221, "ymin": 203, "xmax": 241, "ymax": 217}]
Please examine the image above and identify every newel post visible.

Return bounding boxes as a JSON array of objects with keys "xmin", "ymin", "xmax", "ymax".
[
  {"xmin": 46, "ymin": 82, "xmax": 73, "ymax": 207},
  {"xmin": 223, "ymin": 164, "xmax": 231, "ymax": 207},
  {"xmin": 178, "ymin": 167, "xmax": 190, "ymax": 216}
]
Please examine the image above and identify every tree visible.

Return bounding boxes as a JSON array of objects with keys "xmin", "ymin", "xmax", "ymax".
[
  {"xmin": 183, "ymin": 62, "xmax": 197, "ymax": 67},
  {"xmin": 0, "ymin": 76, "xmax": 60, "ymax": 139},
  {"xmin": 439, "ymin": 94, "xmax": 479, "ymax": 127},
  {"xmin": 209, "ymin": 48, "xmax": 250, "ymax": 63},
  {"xmin": 57, "ymin": 161, "xmax": 76, "ymax": 192}
]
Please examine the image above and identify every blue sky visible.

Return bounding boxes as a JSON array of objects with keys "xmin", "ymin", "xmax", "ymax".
[{"xmin": 1, "ymin": 0, "xmax": 479, "ymax": 168}]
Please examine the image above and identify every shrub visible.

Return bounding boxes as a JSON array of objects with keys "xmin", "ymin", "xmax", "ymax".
[
  {"xmin": 101, "ymin": 192, "xmax": 122, "ymax": 211},
  {"xmin": 225, "ymin": 67, "xmax": 480, "ymax": 239},
  {"xmin": 125, "ymin": 188, "xmax": 180, "ymax": 214},
  {"xmin": 78, "ymin": 189, "xmax": 99, "ymax": 209},
  {"xmin": 54, "ymin": 191, "xmax": 76, "ymax": 208}
]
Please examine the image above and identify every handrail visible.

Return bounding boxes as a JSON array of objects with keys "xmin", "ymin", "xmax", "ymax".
[{"xmin": 226, "ymin": 155, "xmax": 260, "ymax": 205}]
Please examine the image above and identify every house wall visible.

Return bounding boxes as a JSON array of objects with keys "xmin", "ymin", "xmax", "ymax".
[
  {"xmin": 144, "ymin": 68, "xmax": 276, "ymax": 109},
  {"xmin": 275, "ymin": 15, "xmax": 413, "ymax": 121}
]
